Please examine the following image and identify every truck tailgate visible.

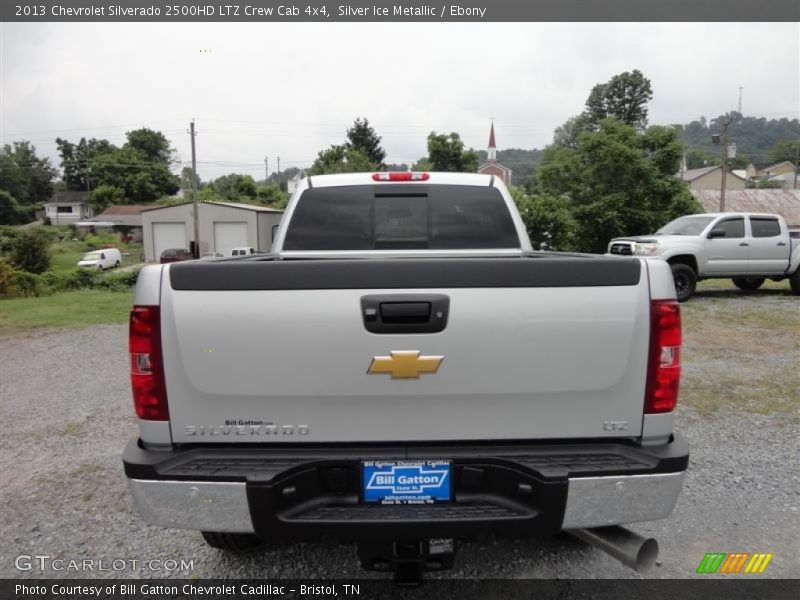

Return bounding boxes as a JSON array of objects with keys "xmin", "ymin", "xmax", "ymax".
[{"xmin": 161, "ymin": 258, "xmax": 650, "ymax": 443}]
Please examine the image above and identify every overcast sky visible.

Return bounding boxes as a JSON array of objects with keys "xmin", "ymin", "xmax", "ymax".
[{"xmin": 2, "ymin": 22, "xmax": 798, "ymax": 180}]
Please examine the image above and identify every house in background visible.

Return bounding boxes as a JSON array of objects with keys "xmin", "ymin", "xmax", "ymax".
[
  {"xmin": 287, "ymin": 170, "xmax": 307, "ymax": 195},
  {"xmin": 478, "ymin": 123, "xmax": 512, "ymax": 186},
  {"xmin": 678, "ymin": 166, "xmax": 747, "ymax": 191},
  {"xmin": 43, "ymin": 191, "xmax": 92, "ymax": 224},
  {"xmin": 765, "ymin": 172, "xmax": 798, "ymax": 189},
  {"xmin": 746, "ymin": 161, "xmax": 796, "ymax": 180},
  {"xmin": 690, "ymin": 189, "xmax": 800, "ymax": 228},
  {"xmin": 76, "ymin": 205, "xmax": 152, "ymax": 242}
]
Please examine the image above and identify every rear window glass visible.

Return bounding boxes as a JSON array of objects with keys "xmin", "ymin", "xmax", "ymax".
[
  {"xmin": 283, "ymin": 185, "xmax": 520, "ymax": 250},
  {"xmin": 750, "ymin": 218, "xmax": 781, "ymax": 238}
]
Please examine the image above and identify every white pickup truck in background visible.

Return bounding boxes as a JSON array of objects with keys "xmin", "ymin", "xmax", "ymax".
[
  {"xmin": 608, "ymin": 213, "xmax": 800, "ymax": 301},
  {"xmin": 124, "ymin": 172, "xmax": 688, "ymax": 581}
]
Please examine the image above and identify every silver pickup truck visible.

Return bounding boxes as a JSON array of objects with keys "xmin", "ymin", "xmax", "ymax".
[
  {"xmin": 608, "ymin": 213, "xmax": 800, "ymax": 301},
  {"xmin": 123, "ymin": 172, "xmax": 688, "ymax": 580}
]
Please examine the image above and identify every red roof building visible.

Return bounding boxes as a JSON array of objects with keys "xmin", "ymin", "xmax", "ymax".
[{"xmin": 478, "ymin": 122, "xmax": 512, "ymax": 186}]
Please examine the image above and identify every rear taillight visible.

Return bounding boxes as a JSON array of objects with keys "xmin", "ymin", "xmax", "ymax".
[
  {"xmin": 372, "ymin": 172, "xmax": 430, "ymax": 182},
  {"xmin": 644, "ymin": 299, "xmax": 682, "ymax": 414},
  {"xmin": 129, "ymin": 306, "xmax": 169, "ymax": 421}
]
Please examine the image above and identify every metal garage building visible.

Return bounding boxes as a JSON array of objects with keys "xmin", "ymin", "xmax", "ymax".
[{"xmin": 141, "ymin": 201, "xmax": 283, "ymax": 262}]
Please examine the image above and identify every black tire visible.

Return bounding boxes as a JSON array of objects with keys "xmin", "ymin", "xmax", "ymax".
[
  {"xmin": 732, "ymin": 277, "xmax": 765, "ymax": 291},
  {"xmin": 670, "ymin": 263, "xmax": 697, "ymax": 302},
  {"xmin": 790, "ymin": 269, "xmax": 800, "ymax": 295},
  {"xmin": 115, "ymin": 260, "xmax": 121, "ymax": 268},
  {"xmin": 201, "ymin": 531, "xmax": 265, "ymax": 552}
]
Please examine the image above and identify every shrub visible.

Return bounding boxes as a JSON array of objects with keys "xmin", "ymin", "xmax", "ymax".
[
  {"xmin": 65, "ymin": 267, "xmax": 101, "ymax": 289},
  {"xmin": 8, "ymin": 270, "xmax": 46, "ymax": 297},
  {"xmin": 83, "ymin": 231, "xmax": 122, "ymax": 250},
  {"xmin": 0, "ymin": 226, "xmax": 21, "ymax": 256},
  {"xmin": 40, "ymin": 271, "xmax": 69, "ymax": 292},
  {"xmin": 11, "ymin": 229, "xmax": 52, "ymax": 274},
  {"xmin": 0, "ymin": 258, "xmax": 12, "ymax": 296}
]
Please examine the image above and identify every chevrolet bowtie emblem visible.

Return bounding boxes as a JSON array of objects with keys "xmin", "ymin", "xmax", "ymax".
[{"xmin": 368, "ymin": 351, "xmax": 444, "ymax": 379}]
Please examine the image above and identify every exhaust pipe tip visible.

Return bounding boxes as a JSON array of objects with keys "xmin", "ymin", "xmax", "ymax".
[
  {"xmin": 569, "ymin": 526, "xmax": 659, "ymax": 572},
  {"xmin": 633, "ymin": 537, "xmax": 659, "ymax": 572}
]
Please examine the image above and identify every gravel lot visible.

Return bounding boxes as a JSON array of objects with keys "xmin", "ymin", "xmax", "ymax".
[{"xmin": 1, "ymin": 290, "xmax": 798, "ymax": 581}]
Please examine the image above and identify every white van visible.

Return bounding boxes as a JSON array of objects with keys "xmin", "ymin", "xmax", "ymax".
[{"xmin": 78, "ymin": 248, "xmax": 122, "ymax": 270}]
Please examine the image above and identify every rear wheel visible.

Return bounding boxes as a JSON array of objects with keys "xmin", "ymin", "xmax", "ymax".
[
  {"xmin": 732, "ymin": 277, "xmax": 765, "ymax": 291},
  {"xmin": 201, "ymin": 531, "xmax": 266, "ymax": 552},
  {"xmin": 115, "ymin": 260, "xmax": 121, "ymax": 268},
  {"xmin": 670, "ymin": 263, "xmax": 697, "ymax": 302}
]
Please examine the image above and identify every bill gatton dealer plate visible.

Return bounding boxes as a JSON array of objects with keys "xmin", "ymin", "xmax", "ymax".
[{"xmin": 362, "ymin": 460, "xmax": 452, "ymax": 504}]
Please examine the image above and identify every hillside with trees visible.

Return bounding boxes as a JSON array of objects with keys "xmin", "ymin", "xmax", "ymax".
[{"xmin": 677, "ymin": 112, "xmax": 800, "ymax": 168}]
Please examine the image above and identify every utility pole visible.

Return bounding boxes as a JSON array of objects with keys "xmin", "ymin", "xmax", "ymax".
[
  {"xmin": 794, "ymin": 146, "xmax": 798, "ymax": 190},
  {"xmin": 189, "ymin": 120, "xmax": 200, "ymax": 258},
  {"xmin": 85, "ymin": 167, "xmax": 92, "ymax": 219},
  {"xmin": 715, "ymin": 116, "xmax": 732, "ymax": 212},
  {"xmin": 265, "ymin": 156, "xmax": 269, "ymax": 182},
  {"xmin": 277, "ymin": 156, "xmax": 281, "ymax": 175},
  {"xmin": 738, "ymin": 86, "xmax": 743, "ymax": 114}
]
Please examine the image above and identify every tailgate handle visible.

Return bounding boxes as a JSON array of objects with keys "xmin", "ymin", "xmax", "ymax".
[
  {"xmin": 380, "ymin": 302, "xmax": 431, "ymax": 323},
  {"xmin": 361, "ymin": 294, "xmax": 449, "ymax": 334}
]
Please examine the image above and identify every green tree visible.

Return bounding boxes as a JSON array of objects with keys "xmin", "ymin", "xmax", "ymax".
[
  {"xmin": 209, "ymin": 174, "xmax": 258, "ymax": 201},
  {"xmin": 57, "ymin": 129, "xmax": 179, "ymax": 203},
  {"xmin": 551, "ymin": 114, "xmax": 593, "ymax": 149},
  {"xmin": 0, "ymin": 190, "xmax": 35, "ymax": 225},
  {"xmin": 256, "ymin": 183, "xmax": 289, "ymax": 207},
  {"xmin": 767, "ymin": 138, "xmax": 800, "ymax": 164},
  {"xmin": 425, "ymin": 132, "xmax": 479, "ymax": 172},
  {"xmin": 384, "ymin": 163, "xmax": 410, "ymax": 172},
  {"xmin": 537, "ymin": 119, "xmax": 700, "ymax": 253},
  {"xmin": 11, "ymin": 229, "xmax": 51, "ymax": 274},
  {"xmin": 346, "ymin": 118, "xmax": 386, "ymax": 166},
  {"xmin": 124, "ymin": 128, "xmax": 174, "ymax": 164},
  {"xmin": 411, "ymin": 157, "xmax": 433, "ymax": 171},
  {"xmin": 180, "ymin": 166, "xmax": 201, "ymax": 195},
  {"xmin": 510, "ymin": 187, "xmax": 576, "ymax": 251},
  {"xmin": 56, "ymin": 137, "xmax": 116, "ymax": 191},
  {"xmin": 585, "ymin": 70, "xmax": 653, "ymax": 130},
  {"xmin": 90, "ymin": 184, "xmax": 126, "ymax": 211},
  {"xmin": 309, "ymin": 145, "xmax": 378, "ymax": 175},
  {"xmin": 0, "ymin": 141, "xmax": 56, "ymax": 207},
  {"xmin": 88, "ymin": 146, "xmax": 178, "ymax": 204}
]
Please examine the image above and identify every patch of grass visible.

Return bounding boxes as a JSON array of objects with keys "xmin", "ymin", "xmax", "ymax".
[
  {"xmin": 696, "ymin": 278, "xmax": 790, "ymax": 292},
  {"xmin": 50, "ymin": 250, "xmax": 86, "ymax": 273},
  {"xmin": 680, "ymin": 294, "xmax": 799, "ymax": 418},
  {"xmin": 681, "ymin": 369, "xmax": 798, "ymax": 417},
  {"xmin": 0, "ymin": 289, "xmax": 132, "ymax": 334},
  {"xmin": 69, "ymin": 463, "xmax": 104, "ymax": 479}
]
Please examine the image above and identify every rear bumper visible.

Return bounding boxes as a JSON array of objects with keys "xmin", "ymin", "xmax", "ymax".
[{"xmin": 124, "ymin": 435, "xmax": 688, "ymax": 540}]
